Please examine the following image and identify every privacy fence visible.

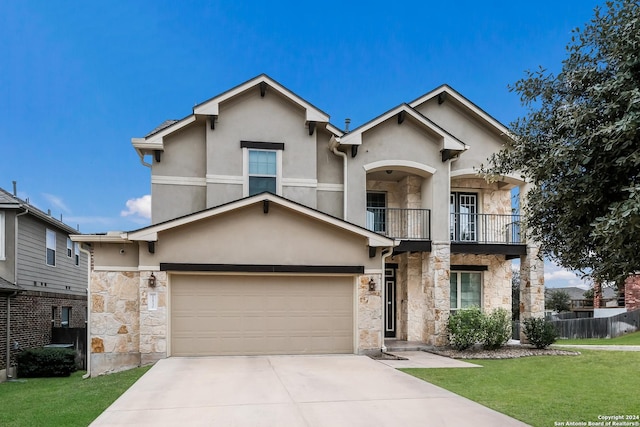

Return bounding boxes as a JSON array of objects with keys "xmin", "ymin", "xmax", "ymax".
[{"xmin": 512, "ymin": 309, "xmax": 640, "ymax": 340}]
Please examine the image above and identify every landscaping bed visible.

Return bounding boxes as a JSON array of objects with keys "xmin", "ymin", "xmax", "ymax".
[{"xmin": 427, "ymin": 343, "xmax": 579, "ymax": 359}]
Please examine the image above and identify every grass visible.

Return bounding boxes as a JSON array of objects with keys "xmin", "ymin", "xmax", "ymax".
[
  {"xmin": 0, "ymin": 366, "xmax": 151, "ymax": 427},
  {"xmin": 403, "ymin": 350, "xmax": 640, "ymax": 427},
  {"xmin": 556, "ymin": 330, "xmax": 640, "ymax": 345}
]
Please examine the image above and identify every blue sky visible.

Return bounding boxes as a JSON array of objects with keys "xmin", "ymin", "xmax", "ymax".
[{"xmin": 1, "ymin": 0, "xmax": 602, "ymax": 287}]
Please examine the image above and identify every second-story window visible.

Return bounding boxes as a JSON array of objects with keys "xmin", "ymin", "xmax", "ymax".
[
  {"xmin": 450, "ymin": 192, "xmax": 478, "ymax": 242},
  {"xmin": 248, "ymin": 149, "xmax": 277, "ymax": 196},
  {"xmin": 46, "ymin": 229, "xmax": 56, "ymax": 266},
  {"xmin": 67, "ymin": 238, "xmax": 73, "ymax": 258},
  {"xmin": 366, "ymin": 192, "xmax": 387, "ymax": 234},
  {"xmin": 74, "ymin": 242, "xmax": 80, "ymax": 266},
  {"xmin": 0, "ymin": 211, "xmax": 5, "ymax": 260}
]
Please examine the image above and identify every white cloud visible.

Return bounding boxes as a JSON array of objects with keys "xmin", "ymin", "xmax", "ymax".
[
  {"xmin": 42, "ymin": 193, "xmax": 71, "ymax": 213},
  {"xmin": 121, "ymin": 195, "xmax": 151, "ymax": 219},
  {"xmin": 543, "ymin": 260, "xmax": 589, "ymax": 289}
]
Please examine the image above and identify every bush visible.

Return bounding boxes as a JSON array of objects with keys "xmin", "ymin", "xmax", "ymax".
[
  {"xmin": 481, "ymin": 308, "xmax": 512, "ymax": 350},
  {"xmin": 546, "ymin": 289, "xmax": 571, "ymax": 312},
  {"xmin": 522, "ymin": 317, "xmax": 558, "ymax": 349},
  {"xmin": 17, "ymin": 347, "xmax": 77, "ymax": 378},
  {"xmin": 447, "ymin": 306, "xmax": 484, "ymax": 350}
]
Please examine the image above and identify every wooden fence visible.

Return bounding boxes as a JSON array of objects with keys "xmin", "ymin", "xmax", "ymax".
[{"xmin": 512, "ymin": 309, "xmax": 640, "ymax": 340}]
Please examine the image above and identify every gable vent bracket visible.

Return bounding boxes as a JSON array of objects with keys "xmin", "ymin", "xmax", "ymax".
[
  {"xmin": 369, "ymin": 246, "xmax": 377, "ymax": 258},
  {"xmin": 263, "ymin": 200, "xmax": 269, "ymax": 214},
  {"xmin": 148, "ymin": 241, "xmax": 156, "ymax": 254},
  {"xmin": 259, "ymin": 81, "xmax": 267, "ymax": 98},
  {"xmin": 351, "ymin": 145, "xmax": 358, "ymax": 158},
  {"xmin": 308, "ymin": 121, "xmax": 316, "ymax": 136},
  {"xmin": 438, "ymin": 93, "xmax": 447, "ymax": 105},
  {"xmin": 209, "ymin": 115, "xmax": 217, "ymax": 130},
  {"xmin": 154, "ymin": 150, "xmax": 162, "ymax": 163},
  {"xmin": 397, "ymin": 111, "xmax": 406, "ymax": 125}
]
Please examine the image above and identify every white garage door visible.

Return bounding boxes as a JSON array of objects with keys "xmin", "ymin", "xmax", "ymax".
[{"xmin": 171, "ymin": 275, "xmax": 354, "ymax": 356}]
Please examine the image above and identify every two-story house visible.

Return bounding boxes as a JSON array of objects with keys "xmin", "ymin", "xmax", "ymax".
[
  {"xmin": 73, "ymin": 75, "xmax": 545, "ymax": 376},
  {"xmin": 0, "ymin": 186, "xmax": 89, "ymax": 381}
]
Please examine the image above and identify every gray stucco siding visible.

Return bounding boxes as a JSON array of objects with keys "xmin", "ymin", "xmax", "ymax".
[
  {"xmin": 152, "ymin": 123, "xmax": 206, "ymax": 178},
  {"xmin": 152, "ymin": 184, "xmax": 206, "ymax": 224}
]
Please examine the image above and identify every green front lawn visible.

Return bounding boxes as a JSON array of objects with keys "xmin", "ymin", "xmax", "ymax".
[
  {"xmin": 0, "ymin": 366, "xmax": 151, "ymax": 427},
  {"xmin": 556, "ymin": 330, "xmax": 640, "ymax": 345},
  {"xmin": 403, "ymin": 350, "xmax": 640, "ymax": 427}
]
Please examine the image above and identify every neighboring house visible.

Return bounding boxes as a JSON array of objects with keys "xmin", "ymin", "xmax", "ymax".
[
  {"xmin": 0, "ymin": 187, "xmax": 89, "ymax": 381},
  {"xmin": 74, "ymin": 75, "xmax": 545, "ymax": 376}
]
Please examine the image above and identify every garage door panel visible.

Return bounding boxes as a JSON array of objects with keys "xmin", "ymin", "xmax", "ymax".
[{"xmin": 171, "ymin": 275, "xmax": 354, "ymax": 356}]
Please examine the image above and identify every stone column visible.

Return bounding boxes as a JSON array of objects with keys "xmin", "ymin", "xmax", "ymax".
[
  {"xmin": 423, "ymin": 242, "xmax": 451, "ymax": 346},
  {"xmin": 357, "ymin": 273, "xmax": 382, "ymax": 354},
  {"xmin": 139, "ymin": 271, "xmax": 168, "ymax": 365},
  {"xmin": 519, "ymin": 244, "xmax": 545, "ymax": 342}
]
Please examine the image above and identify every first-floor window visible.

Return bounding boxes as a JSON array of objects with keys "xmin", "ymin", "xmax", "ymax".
[
  {"xmin": 248, "ymin": 149, "xmax": 277, "ymax": 195},
  {"xmin": 450, "ymin": 271, "xmax": 482, "ymax": 311},
  {"xmin": 46, "ymin": 229, "xmax": 56, "ymax": 266},
  {"xmin": 61, "ymin": 307, "xmax": 71, "ymax": 328}
]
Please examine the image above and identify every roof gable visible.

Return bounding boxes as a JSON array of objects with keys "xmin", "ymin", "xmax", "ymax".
[
  {"xmin": 193, "ymin": 74, "xmax": 329, "ymax": 123},
  {"xmin": 126, "ymin": 193, "xmax": 395, "ymax": 247},
  {"xmin": 337, "ymin": 104, "xmax": 467, "ymax": 151},
  {"xmin": 409, "ymin": 84, "xmax": 510, "ymax": 137}
]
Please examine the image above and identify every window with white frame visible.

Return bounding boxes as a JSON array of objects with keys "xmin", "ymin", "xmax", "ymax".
[
  {"xmin": 241, "ymin": 141, "xmax": 283, "ymax": 197},
  {"xmin": 0, "ymin": 211, "xmax": 5, "ymax": 260},
  {"xmin": 450, "ymin": 271, "xmax": 482, "ymax": 311},
  {"xmin": 74, "ymin": 242, "xmax": 80, "ymax": 266},
  {"xmin": 46, "ymin": 229, "xmax": 56, "ymax": 266},
  {"xmin": 67, "ymin": 237, "xmax": 73, "ymax": 257},
  {"xmin": 61, "ymin": 307, "xmax": 71, "ymax": 328},
  {"xmin": 248, "ymin": 149, "xmax": 277, "ymax": 195}
]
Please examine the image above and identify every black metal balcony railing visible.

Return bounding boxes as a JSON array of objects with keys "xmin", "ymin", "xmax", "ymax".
[
  {"xmin": 366, "ymin": 208, "xmax": 431, "ymax": 240},
  {"xmin": 450, "ymin": 212, "xmax": 522, "ymax": 244}
]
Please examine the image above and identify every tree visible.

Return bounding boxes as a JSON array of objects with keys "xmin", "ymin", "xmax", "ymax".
[
  {"xmin": 546, "ymin": 289, "xmax": 571, "ymax": 313},
  {"xmin": 483, "ymin": 0, "xmax": 640, "ymax": 283}
]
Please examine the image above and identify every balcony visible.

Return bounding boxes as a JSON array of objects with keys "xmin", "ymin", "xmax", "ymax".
[
  {"xmin": 450, "ymin": 212, "xmax": 526, "ymax": 258},
  {"xmin": 366, "ymin": 208, "xmax": 431, "ymax": 240}
]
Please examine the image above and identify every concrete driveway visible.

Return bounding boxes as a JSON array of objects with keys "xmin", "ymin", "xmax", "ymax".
[{"xmin": 91, "ymin": 355, "xmax": 529, "ymax": 427}]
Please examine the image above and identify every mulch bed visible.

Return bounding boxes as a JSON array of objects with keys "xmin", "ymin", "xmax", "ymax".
[{"xmin": 426, "ymin": 344, "xmax": 580, "ymax": 359}]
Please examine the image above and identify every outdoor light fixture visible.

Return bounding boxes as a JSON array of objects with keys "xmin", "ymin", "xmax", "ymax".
[
  {"xmin": 148, "ymin": 273, "xmax": 156, "ymax": 287},
  {"xmin": 368, "ymin": 277, "xmax": 376, "ymax": 291}
]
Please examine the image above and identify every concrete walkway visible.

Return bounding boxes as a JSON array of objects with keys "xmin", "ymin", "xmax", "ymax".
[
  {"xmin": 552, "ymin": 344, "xmax": 640, "ymax": 351},
  {"xmin": 90, "ymin": 355, "xmax": 528, "ymax": 427},
  {"xmin": 377, "ymin": 351, "xmax": 481, "ymax": 369}
]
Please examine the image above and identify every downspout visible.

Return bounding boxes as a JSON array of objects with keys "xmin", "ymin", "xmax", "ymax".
[
  {"xmin": 6, "ymin": 208, "xmax": 29, "ymax": 380},
  {"xmin": 329, "ymin": 136, "xmax": 348, "ymax": 219},
  {"xmin": 79, "ymin": 244, "xmax": 92, "ymax": 379},
  {"xmin": 380, "ymin": 247, "xmax": 394, "ymax": 353}
]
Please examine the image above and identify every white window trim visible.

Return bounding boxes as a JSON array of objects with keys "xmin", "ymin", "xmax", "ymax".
[
  {"xmin": 0, "ymin": 212, "xmax": 5, "ymax": 260},
  {"xmin": 242, "ymin": 147, "xmax": 282, "ymax": 197},
  {"xmin": 74, "ymin": 242, "xmax": 80, "ymax": 266},
  {"xmin": 450, "ymin": 270, "xmax": 483, "ymax": 310},
  {"xmin": 67, "ymin": 237, "xmax": 73, "ymax": 258},
  {"xmin": 46, "ymin": 228, "xmax": 56, "ymax": 267}
]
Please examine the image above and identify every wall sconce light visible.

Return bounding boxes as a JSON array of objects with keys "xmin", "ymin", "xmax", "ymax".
[
  {"xmin": 368, "ymin": 277, "xmax": 376, "ymax": 292},
  {"xmin": 148, "ymin": 273, "xmax": 156, "ymax": 287}
]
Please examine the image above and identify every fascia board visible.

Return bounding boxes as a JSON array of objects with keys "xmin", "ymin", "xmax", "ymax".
[
  {"xmin": 70, "ymin": 234, "xmax": 129, "ymax": 243},
  {"xmin": 325, "ymin": 123, "xmax": 345, "ymax": 137}
]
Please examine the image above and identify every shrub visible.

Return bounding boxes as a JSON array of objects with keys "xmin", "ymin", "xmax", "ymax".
[
  {"xmin": 481, "ymin": 308, "xmax": 512, "ymax": 350},
  {"xmin": 447, "ymin": 306, "xmax": 483, "ymax": 350},
  {"xmin": 546, "ymin": 289, "xmax": 571, "ymax": 312},
  {"xmin": 17, "ymin": 347, "xmax": 77, "ymax": 378},
  {"xmin": 522, "ymin": 317, "xmax": 558, "ymax": 349}
]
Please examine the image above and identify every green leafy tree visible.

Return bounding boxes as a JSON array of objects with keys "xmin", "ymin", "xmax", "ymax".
[
  {"xmin": 546, "ymin": 289, "xmax": 571, "ymax": 312},
  {"xmin": 482, "ymin": 0, "xmax": 640, "ymax": 283}
]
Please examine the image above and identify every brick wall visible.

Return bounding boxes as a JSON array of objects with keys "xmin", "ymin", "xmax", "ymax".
[
  {"xmin": 625, "ymin": 275, "xmax": 640, "ymax": 311},
  {"xmin": 0, "ymin": 291, "xmax": 87, "ymax": 371}
]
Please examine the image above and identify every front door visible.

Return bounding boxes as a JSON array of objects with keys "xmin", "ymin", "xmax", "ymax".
[{"xmin": 384, "ymin": 265, "xmax": 397, "ymax": 338}]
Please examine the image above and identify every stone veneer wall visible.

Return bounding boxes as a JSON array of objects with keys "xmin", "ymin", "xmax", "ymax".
[
  {"xmin": 90, "ymin": 271, "xmax": 140, "ymax": 376},
  {"xmin": 357, "ymin": 273, "xmax": 383, "ymax": 354},
  {"xmin": 450, "ymin": 253, "xmax": 512, "ymax": 312}
]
